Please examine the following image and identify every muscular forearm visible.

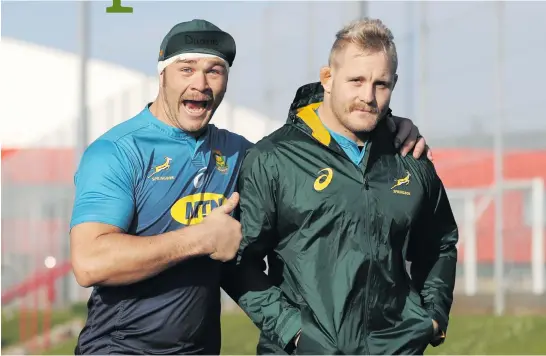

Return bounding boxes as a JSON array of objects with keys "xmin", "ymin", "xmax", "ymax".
[{"xmin": 71, "ymin": 224, "xmax": 210, "ymax": 287}]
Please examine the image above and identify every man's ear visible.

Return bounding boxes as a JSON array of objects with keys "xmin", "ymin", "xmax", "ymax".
[
  {"xmin": 159, "ymin": 70, "xmax": 165, "ymax": 88},
  {"xmin": 320, "ymin": 66, "xmax": 333, "ymax": 94}
]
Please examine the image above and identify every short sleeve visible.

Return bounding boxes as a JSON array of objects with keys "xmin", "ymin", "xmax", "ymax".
[{"xmin": 70, "ymin": 139, "xmax": 135, "ymax": 232}]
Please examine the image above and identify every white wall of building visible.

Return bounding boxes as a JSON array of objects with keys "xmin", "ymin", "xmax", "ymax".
[{"xmin": 0, "ymin": 38, "xmax": 273, "ymax": 148}]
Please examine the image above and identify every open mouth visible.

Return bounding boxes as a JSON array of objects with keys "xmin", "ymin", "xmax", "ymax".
[{"xmin": 182, "ymin": 100, "xmax": 210, "ymax": 116}]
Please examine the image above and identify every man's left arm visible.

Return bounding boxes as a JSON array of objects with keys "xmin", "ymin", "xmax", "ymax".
[{"xmin": 407, "ymin": 161, "xmax": 458, "ymax": 347}]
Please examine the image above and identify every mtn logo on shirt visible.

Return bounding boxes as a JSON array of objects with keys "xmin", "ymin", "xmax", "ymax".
[{"xmin": 171, "ymin": 192, "xmax": 226, "ymax": 225}]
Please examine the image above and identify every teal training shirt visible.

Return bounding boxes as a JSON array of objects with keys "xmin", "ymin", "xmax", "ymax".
[
  {"xmin": 314, "ymin": 108, "xmax": 368, "ymax": 166},
  {"xmin": 70, "ymin": 104, "xmax": 253, "ymax": 354}
]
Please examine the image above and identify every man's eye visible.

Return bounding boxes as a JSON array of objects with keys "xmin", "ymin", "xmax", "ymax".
[
  {"xmin": 209, "ymin": 68, "xmax": 226, "ymax": 75},
  {"xmin": 180, "ymin": 67, "xmax": 192, "ymax": 73}
]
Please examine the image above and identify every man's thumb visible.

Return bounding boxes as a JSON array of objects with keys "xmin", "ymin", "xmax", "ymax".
[{"xmin": 218, "ymin": 192, "xmax": 240, "ymax": 214}]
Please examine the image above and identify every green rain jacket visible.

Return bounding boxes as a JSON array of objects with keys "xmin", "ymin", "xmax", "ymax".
[{"xmin": 235, "ymin": 83, "xmax": 458, "ymax": 355}]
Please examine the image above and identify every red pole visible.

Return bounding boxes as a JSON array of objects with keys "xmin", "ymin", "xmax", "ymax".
[
  {"xmin": 44, "ymin": 267, "xmax": 55, "ymax": 350},
  {"xmin": 19, "ymin": 297, "xmax": 26, "ymax": 343}
]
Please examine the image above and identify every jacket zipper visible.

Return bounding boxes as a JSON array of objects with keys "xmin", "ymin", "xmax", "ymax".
[
  {"xmin": 295, "ymin": 123, "xmax": 375, "ymax": 354},
  {"xmin": 360, "ymin": 143, "xmax": 372, "ymax": 355}
]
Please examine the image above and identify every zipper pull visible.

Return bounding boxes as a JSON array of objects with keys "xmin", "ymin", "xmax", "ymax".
[{"xmin": 363, "ymin": 177, "xmax": 369, "ymax": 190}]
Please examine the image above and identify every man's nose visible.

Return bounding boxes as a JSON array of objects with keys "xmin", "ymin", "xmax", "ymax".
[
  {"xmin": 190, "ymin": 72, "xmax": 209, "ymax": 92},
  {"xmin": 358, "ymin": 83, "xmax": 375, "ymax": 104}
]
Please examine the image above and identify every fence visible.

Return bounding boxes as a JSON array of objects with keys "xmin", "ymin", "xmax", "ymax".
[
  {"xmin": 432, "ymin": 148, "xmax": 546, "ymax": 314},
  {"xmin": 449, "ymin": 179, "xmax": 545, "ymax": 295}
]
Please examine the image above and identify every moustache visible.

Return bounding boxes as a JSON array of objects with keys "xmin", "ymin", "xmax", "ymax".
[
  {"xmin": 350, "ymin": 103, "xmax": 378, "ymax": 113},
  {"xmin": 181, "ymin": 94, "xmax": 213, "ymax": 102}
]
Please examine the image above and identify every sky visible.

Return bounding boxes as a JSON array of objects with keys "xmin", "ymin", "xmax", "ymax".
[{"xmin": 3, "ymin": 1, "xmax": 546, "ymax": 144}]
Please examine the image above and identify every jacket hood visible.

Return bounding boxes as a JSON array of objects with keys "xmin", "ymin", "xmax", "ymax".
[{"xmin": 287, "ymin": 82, "xmax": 325, "ymax": 117}]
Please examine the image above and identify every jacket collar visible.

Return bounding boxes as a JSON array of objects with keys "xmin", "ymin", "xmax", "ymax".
[{"xmin": 287, "ymin": 82, "xmax": 394, "ymax": 152}]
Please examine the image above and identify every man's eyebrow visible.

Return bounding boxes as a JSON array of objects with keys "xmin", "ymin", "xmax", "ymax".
[
  {"xmin": 209, "ymin": 60, "xmax": 227, "ymax": 68},
  {"xmin": 175, "ymin": 59, "xmax": 196, "ymax": 65},
  {"xmin": 175, "ymin": 58, "xmax": 226, "ymax": 69},
  {"xmin": 375, "ymin": 75, "xmax": 392, "ymax": 83},
  {"xmin": 347, "ymin": 73, "xmax": 392, "ymax": 81}
]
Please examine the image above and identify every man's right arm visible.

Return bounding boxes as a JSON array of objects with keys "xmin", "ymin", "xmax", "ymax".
[
  {"xmin": 70, "ymin": 140, "xmax": 213, "ymax": 287},
  {"xmin": 70, "ymin": 223, "xmax": 211, "ymax": 287}
]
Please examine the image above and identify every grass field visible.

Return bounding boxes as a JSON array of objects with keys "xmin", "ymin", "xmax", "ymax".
[
  {"xmin": 1, "ymin": 305, "xmax": 83, "ymax": 348},
  {"xmin": 36, "ymin": 312, "xmax": 546, "ymax": 355}
]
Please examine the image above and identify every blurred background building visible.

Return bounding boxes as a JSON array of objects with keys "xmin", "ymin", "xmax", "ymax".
[{"xmin": 1, "ymin": 0, "xmax": 546, "ymax": 353}]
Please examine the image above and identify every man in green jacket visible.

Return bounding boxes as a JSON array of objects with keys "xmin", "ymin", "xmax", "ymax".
[{"xmin": 235, "ymin": 18, "xmax": 458, "ymax": 355}]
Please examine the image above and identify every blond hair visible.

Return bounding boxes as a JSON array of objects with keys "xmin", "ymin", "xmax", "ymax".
[{"xmin": 329, "ymin": 18, "xmax": 398, "ymax": 73}]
